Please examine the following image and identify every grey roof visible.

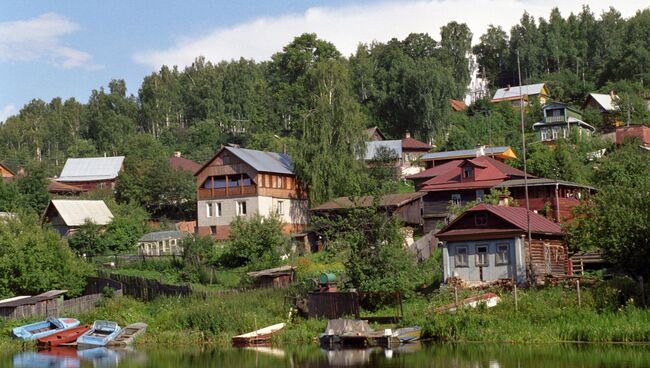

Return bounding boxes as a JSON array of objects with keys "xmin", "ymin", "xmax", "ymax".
[
  {"xmin": 532, "ymin": 117, "xmax": 596, "ymax": 131},
  {"xmin": 225, "ymin": 147, "xmax": 293, "ymax": 174},
  {"xmin": 139, "ymin": 230, "xmax": 190, "ymax": 242},
  {"xmin": 48, "ymin": 200, "xmax": 113, "ymax": 226},
  {"xmin": 58, "ymin": 156, "xmax": 125, "ymax": 182},
  {"xmin": 495, "ymin": 178, "xmax": 595, "ymax": 191},
  {"xmin": 247, "ymin": 265, "xmax": 295, "ymax": 278},
  {"xmin": 492, "ymin": 83, "xmax": 546, "ymax": 100},
  {"xmin": 364, "ymin": 140, "xmax": 402, "ymax": 160},
  {"xmin": 587, "ymin": 93, "xmax": 619, "ymax": 111},
  {"xmin": 420, "ymin": 146, "xmax": 511, "ymax": 161}
]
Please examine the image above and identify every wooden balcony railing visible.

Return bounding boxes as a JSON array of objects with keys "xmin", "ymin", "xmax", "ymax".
[{"xmin": 198, "ymin": 185, "xmax": 257, "ymax": 200}]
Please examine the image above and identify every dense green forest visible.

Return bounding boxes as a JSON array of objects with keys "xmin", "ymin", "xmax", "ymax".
[{"xmin": 0, "ymin": 6, "xmax": 648, "ymax": 207}]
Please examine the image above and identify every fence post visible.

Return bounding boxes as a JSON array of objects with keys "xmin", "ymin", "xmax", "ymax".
[
  {"xmin": 576, "ymin": 279, "xmax": 581, "ymax": 307},
  {"xmin": 513, "ymin": 283, "xmax": 518, "ymax": 312},
  {"xmin": 454, "ymin": 286, "xmax": 459, "ymax": 308}
]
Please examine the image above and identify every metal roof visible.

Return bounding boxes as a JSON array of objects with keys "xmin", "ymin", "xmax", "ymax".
[
  {"xmin": 48, "ymin": 200, "xmax": 113, "ymax": 226},
  {"xmin": 492, "ymin": 83, "xmax": 547, "ymax": 101},
  {"xmin": 247, "ymin": 265, "xmax": 295, "ymax": 278},
  {"xmin": 587, "ymin": 93, "xmax": 619, "ymax": 111},
  {"xmin": 225, "ymin": 147, "xmax": 293, "ymax": 174},
  {"xmin": 495, "ymin": 178, "xmax": 596, "ymax": 191},
  {"xmin": 364, "ymin": 140, "xmax": 402, "ymax": 160},
  {"xmin": 57, "ymin": 156, "xmax": 124, "ymax": 182},
  {"xmin": 420, "ymin": 146, "xmax": 513, "ymax": 161},
  {"xmin": 0, "ymin": 290, "xmax": 67, "ymax": 308},
  {"xmin": 139, "ymin": 230, "xmax": 190, "ymax": 242}
]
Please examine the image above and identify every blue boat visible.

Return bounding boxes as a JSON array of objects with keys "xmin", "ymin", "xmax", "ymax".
[
  {"xmin": 12, "ymin": 317, "xmax": 80, "ymax": 341},
  {"xmin": 76, "ymin": 320, "xmax": 121, "ymax": 346}
]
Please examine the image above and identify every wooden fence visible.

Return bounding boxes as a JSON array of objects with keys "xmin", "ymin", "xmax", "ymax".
[{"xmin": 98, "ymin": 272, "xmax": 192, "ymax": 301}]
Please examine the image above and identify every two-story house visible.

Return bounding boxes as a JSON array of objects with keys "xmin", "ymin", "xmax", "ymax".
[
  {"xmin": 364, "ymin": 131, "xmax": 433, "ymax": 178},
  {"xmin": 490, "ymin": 83, "xmax": 549, "ymax": 106},
  {"xmin": 195, "ymin": 146, "xmax": 309, "ymax": 239},
  {"xmin": 532, "ymin": 102, "xmax": 596, "ymax": 143}
]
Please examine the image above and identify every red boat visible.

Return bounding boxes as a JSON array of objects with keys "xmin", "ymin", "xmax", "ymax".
[{"xmin": 37, "ymin": 324, "xmax": 91, "ymax": 347}]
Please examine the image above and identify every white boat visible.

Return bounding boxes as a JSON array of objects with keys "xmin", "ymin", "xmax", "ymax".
[{"xmin": 232, "ymin": 323, "xmax": 286, "ymax": 346}]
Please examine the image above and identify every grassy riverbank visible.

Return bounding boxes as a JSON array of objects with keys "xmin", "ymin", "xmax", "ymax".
[{"xmin": 3, "ymin": 281, "xmax": 650, "ymax": 349}]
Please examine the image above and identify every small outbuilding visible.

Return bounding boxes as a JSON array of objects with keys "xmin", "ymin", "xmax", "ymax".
[
  {"xmin": 42, "ymin": 200, "xmax": 113, "ymax": 236},
  {"xmin": 138, "ymin": 230, "xmax": 190, "ymax": 256},
  {"xmin": 246, "ymin": 265, "xmax": 296, "ymax": 288},
  {"xmin": 437, "ymin": 203, "xmax": 566, "ymax": 285}
]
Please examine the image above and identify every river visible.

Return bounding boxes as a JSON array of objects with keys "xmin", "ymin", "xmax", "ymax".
[{"xmin": 6, "ymin": 342, "xmax": 650, "ymax": 367}]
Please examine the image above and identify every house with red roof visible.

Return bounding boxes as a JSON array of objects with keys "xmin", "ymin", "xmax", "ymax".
[
  {"xmin": 169, "ymin": 152, "xmax": 201, "ymax": 174},
  {"xmin": 437, "ymin": 203, "xmax": 566, "ymax": 285}
]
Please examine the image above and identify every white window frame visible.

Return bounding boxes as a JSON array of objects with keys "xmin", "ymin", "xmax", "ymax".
[
  {"xmin": 476, "ymin": 189, "xmax": 485, "ymax": 202},
  {"xmin": 215, "ymin": 202, "xmax": 222, "ymax": 217},
  {"xmin": 541, "ymin": 128, "xmax": 550, "ymax": 141},
  {"xmin": 496, "ymin": 243, "xmax": 510, "ymax": 265},
  {"xmin": 552, "ymin": 127, "xmax": 559, "ymax": 140},
  {"xmin": 236, "ymin": 201, "xmax": 247, "ymax": 216},
  {"xmin": 206, "ymin": 202, "xmax": 213, "ymax": 218},
  {"xmin": 455, "ymin": 246, "xmax": 468, "ymax": 268},
  {"xmin": 476, "ymin": 244, "xmax": 489, "ymax": 267},
  {"xmin": 276, "ymin": 200, "xmax": 284, "ymax": 215}
]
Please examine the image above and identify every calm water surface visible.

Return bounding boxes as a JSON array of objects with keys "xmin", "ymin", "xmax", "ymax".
[{"xmin": 6, "ymin": 342, "xmax": 650, "ymax": 367}]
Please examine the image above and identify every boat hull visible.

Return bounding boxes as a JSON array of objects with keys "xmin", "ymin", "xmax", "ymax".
[
  {"xmin": 107, "ymin": 322, "xmax": 147, "ymax": 347},
  {"xmin": 37, "ymin": 325, "xmax": 91, "ymax": 347},
  {"xmin": 232, "ymin": 323, "xmax": 285, "ymax": 347},
  {"xmin": 76, "ymin": 320, "xmax": 121, "ymax": 347},
  {"xmin": 13, "ymin": 318, "xmax": 80, "ymax": 341}
]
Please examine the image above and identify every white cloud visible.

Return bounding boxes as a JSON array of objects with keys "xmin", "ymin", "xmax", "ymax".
[
  {"xmin": 133, "ymin": 0, "xmax": 649, "ymax": 70},
  {"xmin": 0, "ymin": 104, "xmax": 17, "ymax": 124},
  {"xmin": 0, "ymin": 13, "xmax": 102, "ymax": 70}
]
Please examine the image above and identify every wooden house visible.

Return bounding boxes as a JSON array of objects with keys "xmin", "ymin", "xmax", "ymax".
[
  {"xmin": 364, "ymin": 133, "xmax": 432, "ymax": 177},
  {"xmin": 138, "ymin": 230, "xmax": 189, "ymax": 256},
  {"xmin": 365, "ymin": 126, "xmax": 387, "ymax": 142},
  {"xmin": 491, "ymin": 83, "xmax": 549, "ymax": 106},
  {"xmin": 195, "ymin": 146, "xmax": 309, "ymax": 239},
  {"xmin": 494, "ymin": 178, "xmax": 595, "ymax": 223},
  {"xmin": 311, "ymin": 192, "xmax": 426, "ymax": 227},
  {"xmin": 437, "ymin": 203, "xmax": 566, "ymax": 285},
  {"xmin": 42, "ymin": 200, "xmax": 113, "ymax": 236},
  {"xmin": 169, "ymin": 152, "xmax": 201, "ymax": 174},
  {"xmin": 56, "ymin": 156, "xmax": 124, "ymax": 191},
  {"xmin": 583, "ymin": 92, "xmax": 622, "ymax": 126},
  {"xmin": 532, "ymin": 102, "xmax": 595, "ymax": 143},
  {"xmin": 411, "ymin": 156, "xmax": 528, "ymax": 233},
  {"xmin": 0, "ymin": 290, "xmax": 67, "ymax": 318}
]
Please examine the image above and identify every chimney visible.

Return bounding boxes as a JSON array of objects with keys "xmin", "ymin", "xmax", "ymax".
[
  {"xmin": 476, "ymin": 145, "xmax": 486, "ymax": 157},
  {"xmin": 173, "ymin": 151, "xmax": 182, "ymax": 158},
  {"xmin": 498, "ymin": 194, "xmax": 509, "ymax": 207},
  {"xmin": 17, "ymin": 167, "xmax": 26, "ymax": 177},
  {"xmin": 405, "ymin": 132, "xmax": 411, "ymax": 139},
  {"xmin": 609, "ymin": 90, "xmax": 616, "ymax": 99},
  {"xmin": 506, "ymin": 85, "xmax": 511, "ymax": 91}
]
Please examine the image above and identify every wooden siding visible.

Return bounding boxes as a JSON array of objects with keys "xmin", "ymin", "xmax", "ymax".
[{"xmin": 525, "ymin": 238, "xmax": 567, "ymax": 280}]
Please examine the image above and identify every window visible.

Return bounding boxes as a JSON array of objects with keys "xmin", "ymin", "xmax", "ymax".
[
  {"xmin": 276, "ymin": 176, "xmax": 284, "ymax": 189},
  {"xmin": 223, "ymin": 154, "xmax": 230, "ymax": 164},
  {"xmin": 215, "ymin": 202, "xmax": 222, "ymax": 217},
  {"xmin": 476, "ymin": 245, "xmax": 489, "ymax": 266},
  {"xmin": 236, "ymin": 201, "xmax": 247, "ymax": 216},
  {"xmin": 476, "ymin": 189, "xmax": 485, "ymax": 202},
  {"xmin": 206, "ymin": 203, "xmax": 213, "ymax": 217},
  {"xmin": 552, "ymin": 127, "xmax": 559, "ymax": 140},
  {"xmin": 210, "ymin": 226, "xmax": 217, "ymax": 235},
  {"xmin": 451, "ymin": 194, "xmax": 461, "ymax": 206},
  {"xmin": 276, "ymin": 200, "xmax": 284, "ymax": 215},
  {"xmin": 475, "ymin": 213, "xmax": 488, "ymax": 226},
  {"xmin": 496, "ymin": 243, "xmax": 510, "ymax": 265},
  {"xmin": 541, "ymin": 128, "xmax": 550, "ymax": 141},
  {"xmin": 463, "ymin": 166, "xmax": 474, "ymax": 178},
  {"xmin": 455, "ymin": 246, "xmax": 468, "ymax": 267}
]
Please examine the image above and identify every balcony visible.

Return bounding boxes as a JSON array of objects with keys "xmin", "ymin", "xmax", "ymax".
[
  {"xmin": 545, "ymin": 115, "xmax": 566, "ymax": 123},
  {"xmin": 198, "ymin": 185, "xmax": 257, "ymax": 200}
]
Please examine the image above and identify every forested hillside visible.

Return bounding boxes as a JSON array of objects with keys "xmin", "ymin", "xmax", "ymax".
[{"xmin": 1, "ymin": 6, "xmax": 648, "ymax": 203}]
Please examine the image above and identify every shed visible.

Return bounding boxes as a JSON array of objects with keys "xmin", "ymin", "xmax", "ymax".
[
  {"xmin": 42, "ymin": 200, "xmax": 113, "ymax": 236},
  {"xmin": 247, "ymin": 265, "xmax": 296, "ymax": 288},
  {"xmin": 437, "ymin": 204, "xmax": 565, "ymax": 285},
  {"xmin": 138, "ymin": 230, "xmax": 190, "ymax": 256},
  {"xmin": 0, "ymin": 290, "xmax": 67, "ymax": 318}
]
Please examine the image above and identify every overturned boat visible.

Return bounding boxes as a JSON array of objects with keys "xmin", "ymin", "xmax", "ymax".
[{"xmin": 232, "ymin": 322, "xmax": 286, "ymax": 347}]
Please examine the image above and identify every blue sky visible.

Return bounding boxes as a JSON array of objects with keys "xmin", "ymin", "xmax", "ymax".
[{"xmin": 1, "ymin": 0, "xmax": 647, "ymax": 122}]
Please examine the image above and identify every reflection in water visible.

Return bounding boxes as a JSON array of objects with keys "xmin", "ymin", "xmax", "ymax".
[{"xmin": 7, "ymin": 342, "xmax": 650, "ymax": 367}]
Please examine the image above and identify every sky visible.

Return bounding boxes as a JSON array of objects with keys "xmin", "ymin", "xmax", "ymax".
[{"xmin": 1, "ymin": 0, "xmax": 648, "ymax": 123}]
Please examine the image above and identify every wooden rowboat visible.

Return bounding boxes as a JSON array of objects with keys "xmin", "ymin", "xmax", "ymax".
[
  {"xmin": 37, "ymin": 325, "xmax": 91, "ymax": 347},
  {"xmin": 76, "ymin": 320, "xmax": 121, "ymax": 347},
  {"xmin": 232, "ymin": 323, "xmax": 285, "ymax": 347},
  {"xmin": 12, "ymin": 317, "xmax": 80, "ymax": 341},
  {"xmin": 107, "ymin": 322, "xmax": 148, "ymax": 347}
]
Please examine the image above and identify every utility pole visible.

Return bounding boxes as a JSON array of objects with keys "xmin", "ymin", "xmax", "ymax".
[{"xmin": 517, "ymin": 51, "xmax": 533, "ymax": 284}]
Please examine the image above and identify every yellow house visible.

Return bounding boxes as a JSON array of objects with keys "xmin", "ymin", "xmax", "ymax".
[{"xmin": 491, "ymin": 83, "xmax": 549, "ymax": 106}]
